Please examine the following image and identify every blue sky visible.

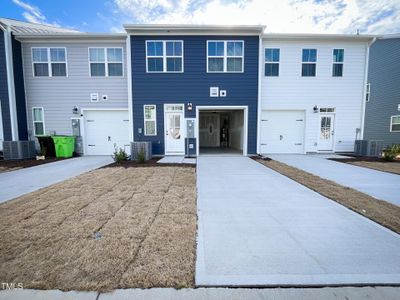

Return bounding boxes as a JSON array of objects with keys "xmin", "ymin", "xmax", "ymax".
[{"xmin": 1, "ymin": 0, "xmax": 400, "ymax": 34}]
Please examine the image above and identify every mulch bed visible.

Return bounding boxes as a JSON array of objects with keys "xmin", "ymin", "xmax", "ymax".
[
  {"xmin": 0, "ymin": 157, "xmax": 67, "ymax": 173},
  {"xmin": 329, "ymin": 157, "xmax": 400, "ymax": 175},
  {"xmin": 104, "ymin": 158, "xmax": 196, "ymax": 169},
  {"xmin": 0, "ymin": 166, "xmax": 197, "ymax": 291},
  {"xmin": 254, "ymin": 157, "xmax": 400, "ymax": 234}
]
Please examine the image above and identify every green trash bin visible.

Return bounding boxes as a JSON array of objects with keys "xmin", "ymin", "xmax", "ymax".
[{"xmin": 52, "ymin": 136, "xmax": 75, "ymax": 158}]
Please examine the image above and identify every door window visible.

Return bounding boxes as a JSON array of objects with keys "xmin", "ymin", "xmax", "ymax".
[
  {"xmin": 320, "ymin": 116, "xmax": 331, "ymax": 139},
  {"xmin": 168, "ymin": 114, "xmax": 181, "ymax": 139}
]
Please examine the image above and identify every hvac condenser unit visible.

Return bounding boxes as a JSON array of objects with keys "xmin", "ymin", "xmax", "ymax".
[
  {"xmin": 3, "ymin": 141, "xmax": 36, "ymax": 160},
  {"xmin": 354, "ymin": 140, "xmax": 383, "ymax": 157}
]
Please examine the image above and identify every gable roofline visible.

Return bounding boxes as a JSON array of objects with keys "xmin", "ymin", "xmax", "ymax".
[
  {"xmin": 263, "ymin": 33, "xmax": 377, "ymax": 42},
  {"xmin": 378, "ymin": 33, "xmax": 400, "ymax": 40},
  {"xmin": 13, "ymin": 32, "xmax": 127, "ymax": 43},
  {"xmin": 123, "ymin": 24, "xmax": 265, "ymax": 35},
  {"xmin": 0, "ymin": 17, "xmax": 79, "ymax": 34}
]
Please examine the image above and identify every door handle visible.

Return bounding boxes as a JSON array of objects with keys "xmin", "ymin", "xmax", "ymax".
[
  {"xmin": 108, "ymin": 136, "xmax": 111, "ymax": 141},
  {"xmin": 331, "ymin": 131, "xmax": 334, "ymax": 136},
  {"xmin": 280, "ymin": 135, "xmax": 283, "ymax": 140},
  {"xmin": 166, "ymin": 131, "xmax": 168, "ymax": 136}
]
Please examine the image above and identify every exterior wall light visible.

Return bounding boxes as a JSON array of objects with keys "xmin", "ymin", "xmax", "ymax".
[
  {"xmin": 187, "ymin": 102, "xmax": 193, "ymax": 111},
  {"xmin": 313, "ymin": 105, "xmax": 318, "ymax": 113}
]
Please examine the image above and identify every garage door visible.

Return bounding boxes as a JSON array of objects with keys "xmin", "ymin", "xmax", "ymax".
[
  {"xmin": 85, "ymin": 110, "xmax": 130, "ymax": 155},
  {"xmin": 260, "ymin": 110, "xmax": 305, "ymax": 154}
]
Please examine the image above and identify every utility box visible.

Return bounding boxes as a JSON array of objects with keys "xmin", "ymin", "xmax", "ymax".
[
  {"xmin": 354, "ymin": 140, "xmax": 383, "ymax": 157},
  {"xmin": 72, "ymin": 118, "xmax": 81, "ymax": 136},
  {"xmin": 131, "ymin": 141, "xmax": 152, "ymax": 161},
  {"xmin": 186, "ymin": 119, "xmax": 195, "ymax": 138},
  {"xmin": 3, "ymin": 141, "xmax": 36, "ymax": 160}
]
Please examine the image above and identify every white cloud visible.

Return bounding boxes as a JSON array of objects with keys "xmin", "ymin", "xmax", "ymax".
[
  {"xmin": 113, "ymin": 0, "xmax": 400, "ymax": 34},
  {"xmin": 12, "ymin": 0, "xmax": 60, "ymax": 27}
]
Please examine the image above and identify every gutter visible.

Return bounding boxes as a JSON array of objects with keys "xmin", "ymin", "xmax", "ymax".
[
  {"xmin": 1, "ymin": 23, "xmax": 19, "ymax": 141},
  {"xmin": 360, "ymin": 37, "xmax": 377, "ymax": 140}
]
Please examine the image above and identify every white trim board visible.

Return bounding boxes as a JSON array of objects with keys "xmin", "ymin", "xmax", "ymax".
[{"xmin": 196, "ymin": 105, "xmax": 248, "ymax": 156}]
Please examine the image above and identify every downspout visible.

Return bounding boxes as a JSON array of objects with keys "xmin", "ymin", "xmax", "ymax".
[
  {"xmin": 126, "ymin": 34, "xmax": 134, "ymax": 143},
  {"xmin": 256, "ymin": 33, "xmax": 263, "ymax": 155},
  {"xmin": 360, "ymin": 37, "xmax": 377, "ymax": 140},
  {"xmin": 2, "ymin": 24, "xmax": 19, "ymax": 141}
]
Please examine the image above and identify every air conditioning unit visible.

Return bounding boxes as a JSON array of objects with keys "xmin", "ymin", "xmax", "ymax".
[
  {"xmin": 354, "ymin": 140, "xmax": 383, "ymax": 157},
  {"xmin": 3, "ymin": 141, "xmax": 36, "ymax": 160},
  {"xmin": 131, "ymin": 141, "xmax": 152, "ymax": 161}
]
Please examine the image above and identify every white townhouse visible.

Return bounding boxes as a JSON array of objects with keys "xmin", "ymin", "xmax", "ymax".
[{"xmin": 258, "ymin": 33, "xmax": 375, "ymax": 154}]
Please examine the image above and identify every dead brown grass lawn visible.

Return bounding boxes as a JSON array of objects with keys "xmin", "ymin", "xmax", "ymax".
[
  {"xmin": 346, "ymin": 160, "xmax": 400, "ymax": 175},
  {"xmin": 0, "ymin": 166, "xmax": 197, "ymax": 291},
  {"xmin": 255, "ymin": 158, "xmax": 400, "ymax": 234}
]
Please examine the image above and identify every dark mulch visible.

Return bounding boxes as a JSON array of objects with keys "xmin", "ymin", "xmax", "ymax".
[
  {"xmin": 103, "ymin": 158, "xmax": 196, "ymax": 169},
  {"xmin": 0, "ymin": 157, "xmax": 67, "ymax": 172}
]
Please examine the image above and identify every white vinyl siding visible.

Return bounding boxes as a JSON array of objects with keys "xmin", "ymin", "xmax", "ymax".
[
  {"xmin": 32, "ymin": 47, "xmax": 67, "ymax": 77},
  {"xmin": 89, "ymin": 47, "xmax": 123, "ymax": 77},
  {"xmin": 261, "ymin": 39, "xmax": 367, "ymax": 152},
  {"xmin": 23, "ymin": 41, "xmax": 128, "ymax": 136},
  {"xmin": 32, "ymin": 107, "xmax": 45, "ymax": 136},
  {"xmin": 144, "ymin": 105, "xmax": 157, "ymax": 136},
  {"xmin": 207, "ymin": 40, "xmax": 244, "ymax": 73}
]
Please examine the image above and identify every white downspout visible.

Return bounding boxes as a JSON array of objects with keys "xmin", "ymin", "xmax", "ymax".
[
  {"xmin": 256, "ymin": 34, "xmax": 263, "ymax": 155},
  {"xmin": 126, "ymin": 34, "xmax": 134, "ymax": 143},
  {"xmin": 360, "ymin": 37, "xmax": 377, "ymax": 140},
  {"xmin": 3, "ymin": 25, "xmax": 19, "ymax": 141}
]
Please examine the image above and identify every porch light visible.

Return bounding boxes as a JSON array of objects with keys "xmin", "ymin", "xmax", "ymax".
[
  {"xmin": 187, "ymin": 102, "xmax": 193, "ymax": 111},
  {"xmin": 313, "ymin": 105, "xmax": 318, "ymax": 113},
  {"xmin": 72, "ymin": 106, "xmax": 79, "ymax": 114}
]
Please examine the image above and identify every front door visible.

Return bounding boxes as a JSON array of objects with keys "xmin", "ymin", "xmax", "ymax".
[
  {"xmin": 165, "ymin": 104, "xmax": 185, "ymax": 155},
  {"xmin": 318, "ymin": 114, "xmax": 335, "ymax": 151}
]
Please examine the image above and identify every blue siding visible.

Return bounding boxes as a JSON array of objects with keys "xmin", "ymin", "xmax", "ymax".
[
  {"xmin": 11, "ymin": 34, "xmax": 28, "ymax": 140},
  {"xmin": 131, "ymin": 35, "xmax": 259, "ymax": 155},
  {"xmin": 364, "ymin": 38, "xmax": 400, "ymax": 147},
  {"xmin": 0, "ymin": 29, "xmax": 12, "ymax": 141}
]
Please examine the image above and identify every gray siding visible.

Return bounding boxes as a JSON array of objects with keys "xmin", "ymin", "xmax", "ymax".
[
  {"xmin": 364, "ymin": 38, "xmax": 400, "ymax": 147},
  {"xmin": 22, "ymin": 41, "xmax": 128, "ymax": 136},
  {"xmin": 0, "ymin": 29, "xmax": 12, "ymax": 140}
]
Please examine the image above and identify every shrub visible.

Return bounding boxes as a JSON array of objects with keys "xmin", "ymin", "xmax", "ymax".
[
  {"xmin": 137, "ymin": 148, "xmax": 146, "ymax": 164},
  {"xmin": 112, "ymin": 145, "xmax": 128, "ymax": 163},
  {"xmin": 382, "ymin": 144, "xmax": 400, "ymax": 161}
]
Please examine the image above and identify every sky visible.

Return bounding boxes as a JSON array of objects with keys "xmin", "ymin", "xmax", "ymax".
[{"xmin": 1, "ymin": 0, "xmax": 399, "ymax": 34}]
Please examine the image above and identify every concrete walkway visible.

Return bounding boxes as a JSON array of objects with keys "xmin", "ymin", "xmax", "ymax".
[
  {"xmin": 2, "ymin": 287, "xmax": 400, "ymax": 300},
  {"xmin": 0, "ymin": 156, "xmax": 113, "ymax": 203},
  {"xmin": 196, "ymin": 156, "xmax": 400, "ymax": 286},
  {"xmin": 269, "ymin": 154, "xmax": 400, "ymax": 206}
]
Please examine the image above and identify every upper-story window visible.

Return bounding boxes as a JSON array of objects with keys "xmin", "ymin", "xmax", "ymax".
[
  {"xmin": 391, "ymin": 116, "xmax": 400, "ymax": 132},
  {"xmin": 32, "ymin": 47, "xmax": 67, "ymax": 77},
  {"xmin": 265, "ymin": 48, "xmax": 280, "ymax": 76},
  {"xmin": 207, "ymin": 41, "xmax": 244, "ymax": 73},
  {"xmin": 89, "ymin": 48, "xmax": 123, "ymax": 77},
  {"xmin": 146, "ymin": 41, "xmax": 183, "ymax": 73},
  {"xmin": 301, "ymin": 49, "xmax": 317, "ymax": 77},
  {"xmin": 332, "ymin": 49, "xmax": 344, "ymax": 77}
]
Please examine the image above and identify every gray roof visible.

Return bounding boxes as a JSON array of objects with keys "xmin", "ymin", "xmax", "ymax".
[{"xmin": 0, "ymin": 17, "xmax": 79, "ymax": 34}]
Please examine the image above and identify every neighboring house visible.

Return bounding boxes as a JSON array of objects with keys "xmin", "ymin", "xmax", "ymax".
[
  {"xmin": 16, "ymin": 32, "xmax": 131, "ymax": 155},
  {"xmin": 259, "ymin": 34, "xmax": 374, "ymax": 154},
  {"xmin": 364, "ymin": 34, "xmax": 400, "ymax": 147},
  {"xmin": 126, "ymin": 25, "xmax": 264, "ymax": 156}
]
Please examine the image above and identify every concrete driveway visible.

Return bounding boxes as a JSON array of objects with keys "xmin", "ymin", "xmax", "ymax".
[
  {"xmin": 196, "ymin": 156, "xmax": 400, "ymax": 286},
  {"xmin": 269, "ymin": 154, "xmax": 400, "ymax": 206},
  {"xmin": 0, "ymin": 156, "xmax": 113, "ymax": 203}
]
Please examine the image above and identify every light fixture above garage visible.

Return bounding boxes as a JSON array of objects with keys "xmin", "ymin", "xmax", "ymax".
[
  {"xmin": 72, "ymin": 106, "xmax": 79, "ymax": 114},
  {"xmin": 187, "ymin": 102, "xmax": 193, "ymax": 111},
  {"xmin": 313, "ymin": 105, "xmax": 318, "ymax": 113}
]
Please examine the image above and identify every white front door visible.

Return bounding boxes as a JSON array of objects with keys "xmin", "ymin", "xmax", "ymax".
[
  {"xmin": 164, "ymin": 104, "xmax": 185, "ymax": 155},
  {"xmin": 260, "ymin": 110, "xmax": 305, "ymax": 154},
  {"xmin": 199, "ymin": 113, "xmax": 220, "ymax": 147},
  {"xmin": 85, "ymin": 110, "xmax": 130, "ymax": 155},
  {"xmin": 318, "ymin": 114, "xmax": 335, "ymax": 151},
  {"xmin": 0, "ymin": 104, "xmax": 3, "ymax": 151}
]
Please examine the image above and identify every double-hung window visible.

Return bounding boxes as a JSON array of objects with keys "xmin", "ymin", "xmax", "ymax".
[
  {"xmin": 207, "ymin": 41, "xmax": 244, "ymax": 72},
  {"xmin": 332, "ymin": 49, "xmax": 344, "ymax": 77},
  {"xmin": 265, "ymin": 48, "xmax": 280, "ymax": 76},
  {"xmin": 144, "ymin": 105, "xmax": 157, "ymax": 136},
  {"xmin": 301, "ymin": 49, "xmax": 317, "ymax": 77},
  {"xmin": 32, "ymin": 107, "xmax": 45, "ymax": 136},
  {"xmin": 146, "ymin": 41, "xmax": 183, "ymax": 72},
  {"xmin": 89, "ymin": 48, "xmax": 123, "ymax": 77},
  {"xmin": 390, "ymin": 116, "xmax": 400, "ymax": 132},
  {"xmin": 32, "ymin": 47, "xmax": 67, "ymax": 77}
]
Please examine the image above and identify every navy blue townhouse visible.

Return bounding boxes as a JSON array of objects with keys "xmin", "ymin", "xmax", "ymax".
[{"xmin": 125, "ymin": 25, "xmax": 264, "ymax": 156}]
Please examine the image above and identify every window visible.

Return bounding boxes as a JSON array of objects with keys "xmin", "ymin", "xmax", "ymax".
[
  {"xmin": 32, "ymin": 47, "xmax": 67, "ymax": 77},
  {"xmin": 32, "ymin": 107, "xmax": 45, "ymax": 136},
  {"xmin": 320, "ymin": 108, "xmax": 335, "ymax": 113},
  {"xmin": 146, "ymin": 41, "xmax": 183, "ymax": 72},
  {"xmin": 89, "ymin": 48, "xmax": 123, "ymax": 77},
  {"xmin": 365, "ymin": 83, "xmax": 371, "ymax": 102},
  {"xmin": 265, "ymin": 48, "xmax": 280, "ymax": 76},
  {"xmin": 301, "ymin": 49, "xmax": 317, "ymax": 77},
  {"xmin": 144, "ymin": 105, "xmax": 157, "ymax": 136},
  {"xmin": 332, "ymin": 49, "xmax": 344, "ymax": 77},
  {"xmin": 390, "ymin": 116, "xmax": 400, "ymax": 132},
  {"xmin": 207, "ymin": 41, "xmax": 244, "ymax": 72}
]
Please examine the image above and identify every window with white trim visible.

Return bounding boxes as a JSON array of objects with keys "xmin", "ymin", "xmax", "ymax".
[
  {"xmin": 365, "ymin": 83, "xmax": 371, "ymax": 102},
  {"xmin": 390, "ymin": 116, "xmax": 400, "ymax": 132},
  {"xmin": 146, "ymin": 41, "xmax": 183, "ymax": 72},
  {"xmin": 32, "ymin": 107, "xmax": 45, "ymax": 136},
  {"xmin": 301, "ymin": 48, "xmax": 317, "ymax": 77},
  {"xmin": 332, "ymin": 49, "xmax": 344, "ymax": 77},
  {"xmin": 207, "ymin": 41, "xmax": 244, "ymax": 72},
  {"xmin": 265, "ymin": 48, "xmax": 280, "ymax": 76},
  {"xmin": 32, "ymin": 47, "xmax": 67, "ymax": 77},
  {"xmin": 144, "ymin": 105, "xmax": 157, "ymax": 136},
  {"xmin": 89, "ymin": 48, "xmax": 123, "ymax": 77}
]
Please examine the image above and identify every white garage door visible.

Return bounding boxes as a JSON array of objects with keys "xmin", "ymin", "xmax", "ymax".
[
  {"xmin": 260, "ymin": 110, "xmax": 305, "ymax": 154},
  {"xmin": 85, "ymin": 110, "xmax": 130, "ymax": 156}
]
